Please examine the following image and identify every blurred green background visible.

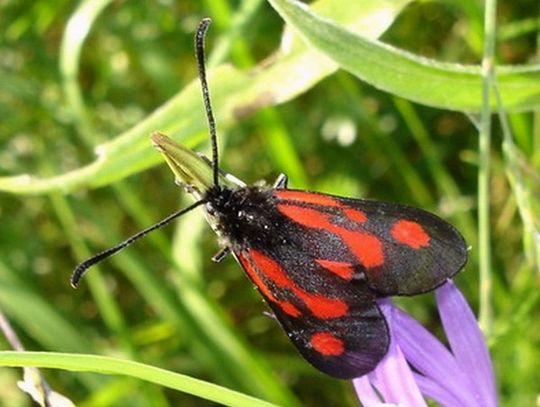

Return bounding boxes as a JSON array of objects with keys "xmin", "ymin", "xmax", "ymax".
[{"xmin": 0, "ymin": 0, "xmax": 538, "ymax": 405}]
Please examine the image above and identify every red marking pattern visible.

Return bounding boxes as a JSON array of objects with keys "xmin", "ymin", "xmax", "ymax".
[
  {"xmin": 277, "ymin": 204, "xmax": 332, "ymax": 230},
  {"xmin": 310, "ymin": 332, "xmax": 345, "ymax": 356},
  {"xmin": 341, "ymin": 229, "xmax": 384, "ymax": 268},
  {"xmin": 302, "ymin": 293, "xmax": 348, "ymax": 319},
  {"xmin": 249, "ymin": 249, "xmax": 349, "ymax": 319},
  {"xmin": 391, "ymin": 219, "xmax": 430, "ymax": 249},
  {"xmin": 315, "ymin": 259, "xmax": 355, "ymax": 280},
  {"xmin": 276, "ymin": 190, "xmax": 342, "ymax": 207},
  {"xmin": 277, "ymin": 204, "xmax": 385, "ymax": 268},
  {"xmin": 238, "ymin": 254, "xmax": 301, "ymax": 317},
  {"xmin": 343, "ymin": 208, "xmax": 367, "ymax": 224},
  {"xmin": 280, "ymin": 302, "xmax": 301, "ymax": 317}
]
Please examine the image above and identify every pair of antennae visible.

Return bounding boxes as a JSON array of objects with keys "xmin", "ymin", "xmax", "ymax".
[{"xmin": 71, "ymin": 18, "xmax": 218, "ymax": 288}]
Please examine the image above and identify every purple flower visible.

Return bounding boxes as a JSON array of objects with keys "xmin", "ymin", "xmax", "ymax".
[{"xmin": 353, "ymin": 281, "xmax": 497, "ymax": 407}]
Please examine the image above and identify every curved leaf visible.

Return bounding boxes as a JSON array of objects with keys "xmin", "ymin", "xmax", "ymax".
[
  {"xmin": 0, "ymin": 0, "xmax": 410, "ymax": 195},
  {"xmin": 268, "ymin": 0, "xmax": 540, "ymax": 112},
  {"xmin": 0, "ymin": 351, "xmax": 278, "ymax": 407}
]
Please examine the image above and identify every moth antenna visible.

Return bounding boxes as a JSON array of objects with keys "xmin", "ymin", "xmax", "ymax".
[
  {"xmin": 195, "ymin": 18, "xmax": 219, "ymax": 187},
  {"xmin": 71, "ymin": 199, "xmax": 206, "ymax": 288}
]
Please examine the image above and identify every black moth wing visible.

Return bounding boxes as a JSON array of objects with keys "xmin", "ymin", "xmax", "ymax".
[
  {"xmin": 236, "ymin": 248, "xmax": 389, "ymax": 380},
  {"xmin": 207, "ymin": 185, "xmax": 390, "ymax": 378},
  {"xmin": 274, "ymin": 189, "xmax": 468, "ymax": 296},
  {"xmin": 207, "ymin": 185, "xmax": 465, "ymax": 378}
]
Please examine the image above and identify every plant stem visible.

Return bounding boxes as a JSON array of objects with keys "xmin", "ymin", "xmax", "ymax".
[{"xmin": 478, "ymin": 0, "xmax": 497, "ymax": 335}]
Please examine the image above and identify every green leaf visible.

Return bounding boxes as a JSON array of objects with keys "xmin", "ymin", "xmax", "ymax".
[
  {"xmin": 267, "ymin": 0, "xmax": 540, "ymax": 112},
  {"xmin": 0, "ymin": 0, "xmax": 411, "ymax": 195},
  {"xmin": 0, "ymin": 351, "xmax": 279, "ymax": 407}
]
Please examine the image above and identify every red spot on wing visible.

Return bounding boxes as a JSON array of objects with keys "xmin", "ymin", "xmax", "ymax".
[
  {"xmin": 391, "ymin": 219, "xmax": 430, "ymax": 249},
  {"xmin": 315, "ymin": 259, "xmax": 355, "ymax": 280},
  {"xmin": 277, "ymin": 204, "xmax": 385, "ymax": 268},
  {"xmin": 249, "ymin": 247, "xmax": 291, "ymax": 288},
  {"xmin": 280, "ymin": 302, "xmax": 302, "ymax": 317},
  {"xmin": 238, "ymin": 254, "xmax": 275, "ymax": 300},
  {"xmin": 277, "ymin": 204, "xmax": 333, "ymax": 230},
  {"xmin": 310, "ymin": 332, "xmax": 345, "ymax": 356},
  {"xmin": 343, "ymin": 208, "xmax": 367, "ymax": 223},
  {"xmin": 238, "ymin": 254, "xmax": 301, "ymax": 317},
  {"xmin": 276, "ymin": 190, "xmax": 342, "ymax": 207},
  {"xmin": 301, "ymin": 294, "xmax": 348, "ymax": 319},
  {"xmin": 248, "ymin": 250, "xmax": 349, "ymax": 319},
  {"xmin": 340, "ymin": 229, "xmax": 384, "ymax": 268}
]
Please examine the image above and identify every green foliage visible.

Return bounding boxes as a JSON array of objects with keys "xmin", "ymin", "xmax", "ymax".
[{"xmin": 0, "ymin": 0, "xmax": 538, "ymax": 405}]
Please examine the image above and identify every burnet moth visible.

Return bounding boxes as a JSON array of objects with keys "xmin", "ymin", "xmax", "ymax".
[{"xmin": 72, "ymin": 18, "xmax": 468, "ymax": 379}]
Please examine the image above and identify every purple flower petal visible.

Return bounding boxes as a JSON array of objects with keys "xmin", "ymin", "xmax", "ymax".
[
  {"xmin": 392, "ymin": 304, "xmax": 477, "ymax": 406},
  {"xmin": 367, "ymin": 303, "xmax": 427, "ymax": 407},
  {"xmin": 353, "ymin": 283, "xmax": 497, "ymax": 407},
  {"xmin": 436, "ymin": 281, "xmax": 497, "ymax": 407},
  {"xmin": 353, "ymin": 376, "xmax": 382, "ymax": 406},
  {"xmin": 413, "ymin": 373, "xmax": 470, "ymax": 407}
]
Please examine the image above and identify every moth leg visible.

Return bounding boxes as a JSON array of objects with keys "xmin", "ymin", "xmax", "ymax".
[
  {"xmin": 224, "ymin": 172, "xmax": 247, "ymax": 187},
  {"xmin": 273, "ymin": 173, "xmax": 288, "ymax": 188},
  {"xmin": 212, "ymin": 247, "xmax": 231, "ymax": 262},
  {"xmin": 262, "ymin": 311, "xmax": 278, "ymax": 321}
]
